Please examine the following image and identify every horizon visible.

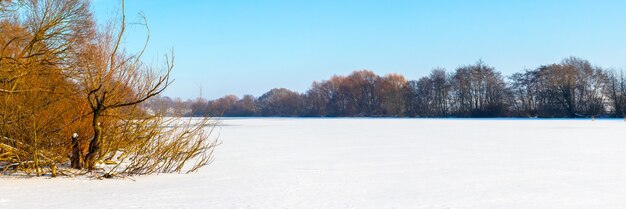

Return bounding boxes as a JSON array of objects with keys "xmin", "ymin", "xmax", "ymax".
[{"xmin": 93, "ymin": 0, "xmax": 626, "ymax": 99}]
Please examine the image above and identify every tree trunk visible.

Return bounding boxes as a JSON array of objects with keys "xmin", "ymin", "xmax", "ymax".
[
  {"xmin": 70, "ymin": 133, "xmax": 83, "ymax": 169},
  {"xmin": 85, "ymin": 114, "xmax": 102, "ymax": 170},
  {"xmin": 50, "ymin": 163, "xmax": 58, "ymax": 177}
]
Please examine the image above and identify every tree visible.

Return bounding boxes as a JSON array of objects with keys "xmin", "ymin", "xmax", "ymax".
[
  {"xmin": 405, "ymin": 79, "xmax": 429, "ymax": 117},
  {"xmin": 0, "ymin": 0, "xmax": 218, "ymax": 177},
  {"xmin": 378, "ymin": 74, "xmax": 407, "ymax": 116},
  {"xmin": 406, "ymin": 69, "xmax": 451, "ymax": 117},
  {"xmin": 305, "ymin": 81, "xmax": 332, "ymax": 116},
  {"xmin": 0, "ymin": 0, "xmax": 94, "ymax": 175},
  {"xmin": 430, "ymin": 69, "xmax": 451, "ymax": 116},
  {"xmin": 509, "ymin": 69, "xmax": 541, "ymax": 117},
  {"xmin": 606, "ymin": 70, "xmax": 626, "ymax": 117},
  {"xmin": 346, "ymin": 70, "xmax": 381, "ymax": 116},
  {"xmin": 257, "ymin": 88, "xmax": 303, "ymax": 116},
  {"xmin": 326, "ymin": 75, "xmax": 353, "ymax": 116},
  {"xmin": 530, "ymin": 57, "xmax": 608, "ymax": 117},
  {"xmin": 77, "ymin": 0, "xmax": 176, "ymax": 170},
  {"xmin": 208, "ymin": 95, "xmax": 238, "ymax": 116},
  {"xmin": 230, "ymin": 94, "xmax": 257, "ymax": 116},
  {"xmin": 451, "ymin": 61, "xmax": 508, "ymax": 117}
]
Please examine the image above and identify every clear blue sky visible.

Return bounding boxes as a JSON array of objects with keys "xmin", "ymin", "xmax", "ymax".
[{"xmin": 92, "ymin": 0, "xmax": 626, "ymax": 99}]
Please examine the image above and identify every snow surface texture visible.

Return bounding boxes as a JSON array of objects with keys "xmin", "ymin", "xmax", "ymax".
[{"xmin": 2, "ymin": 118, "xmax": 626, "ymax": 209}]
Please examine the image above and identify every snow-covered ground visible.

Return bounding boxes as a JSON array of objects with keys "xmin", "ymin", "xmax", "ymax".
[{"xmin": 3, "ymin": 118, "xmax": 626, "ymax": 209}]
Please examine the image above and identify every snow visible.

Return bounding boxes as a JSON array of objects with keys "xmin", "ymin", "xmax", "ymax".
[{"xmin": 3, "ymin": 118, "xmax": 626, "ymax": 209}]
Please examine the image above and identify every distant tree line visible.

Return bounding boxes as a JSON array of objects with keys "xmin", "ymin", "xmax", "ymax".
[{"xmin": 147, "ymin": 57, "xmax": 626, "ymax": 118}]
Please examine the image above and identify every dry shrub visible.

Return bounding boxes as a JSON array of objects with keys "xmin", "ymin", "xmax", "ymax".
[{"xmin": 99, "ymin": 117, "xmax": 219, "ymax": 177}]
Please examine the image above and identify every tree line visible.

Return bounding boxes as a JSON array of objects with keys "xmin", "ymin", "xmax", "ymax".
[{"xmin": 150, "ymin": 57, "xmax": 626, "ymax": 118}]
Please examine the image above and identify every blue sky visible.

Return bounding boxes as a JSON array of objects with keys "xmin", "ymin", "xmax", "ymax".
[{"xmin": 92, "ymin": 0, "xmax": 626, "ymax": 99}]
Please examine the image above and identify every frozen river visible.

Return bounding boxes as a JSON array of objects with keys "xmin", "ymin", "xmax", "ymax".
[{"xmin": 3, "ymin": 118, "xmax": 626, "ymax": 208}]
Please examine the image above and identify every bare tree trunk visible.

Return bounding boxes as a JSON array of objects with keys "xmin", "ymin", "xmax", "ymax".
[
  {"xmin": 50, "ymin": 163, "xmax": 58, "ymax": 177},
  {"xmin": 70, "ymin": 133, "xmax": 83, "ymax": 169},
  {"xmin": 85, "ymin": 114, "xmax": 102, "ymax": 170}
]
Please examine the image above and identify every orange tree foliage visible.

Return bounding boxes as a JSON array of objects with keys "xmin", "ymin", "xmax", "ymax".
[{"xmin": 0, "ymin": 0, "xmax": 217, "ymax": 177}]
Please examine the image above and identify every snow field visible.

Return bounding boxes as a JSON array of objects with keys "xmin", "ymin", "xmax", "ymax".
[{"xmin": 2, "ymin": 118, "xmax": 626, "ymax": 209}]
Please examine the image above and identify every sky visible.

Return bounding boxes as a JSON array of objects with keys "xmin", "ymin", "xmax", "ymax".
[{"xmin": 92, "ymin": 0, "xmax": 626, "ymax": 99}]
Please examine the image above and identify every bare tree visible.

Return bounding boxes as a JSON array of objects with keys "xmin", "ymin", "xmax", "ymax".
[
  {"xmin": 0, "ymin": 0, "xmax": 93, "ymax": 176},
  {"xmin": 257, "ymin": 88, "xmax": 303, "ymax": 116},
  {"xmin": 75, "ymin": 0, "xmax": 173, "ymax": 170},
  {"xmin": 451, "ymin": 61, "xmax": 508, "ymax": 117},
  {"xmin": 606, "ymin": 70, "xmax": 626, "ymax": 117},
  {"xmin": 430, "ymin": 69, "xmax": 450, "ymax": 116},
  {"xmin": 377, "ymin": 73, "xmax": 407, "ymax": 116},
  {"xmin": 0, "ymin": 0, "xmax": 218, "ymax": 177}
]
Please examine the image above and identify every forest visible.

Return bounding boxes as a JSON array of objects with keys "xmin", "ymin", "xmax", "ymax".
[{"xmin": 148, "ymin": 57, "xmax": 626, "ymax": 118}]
